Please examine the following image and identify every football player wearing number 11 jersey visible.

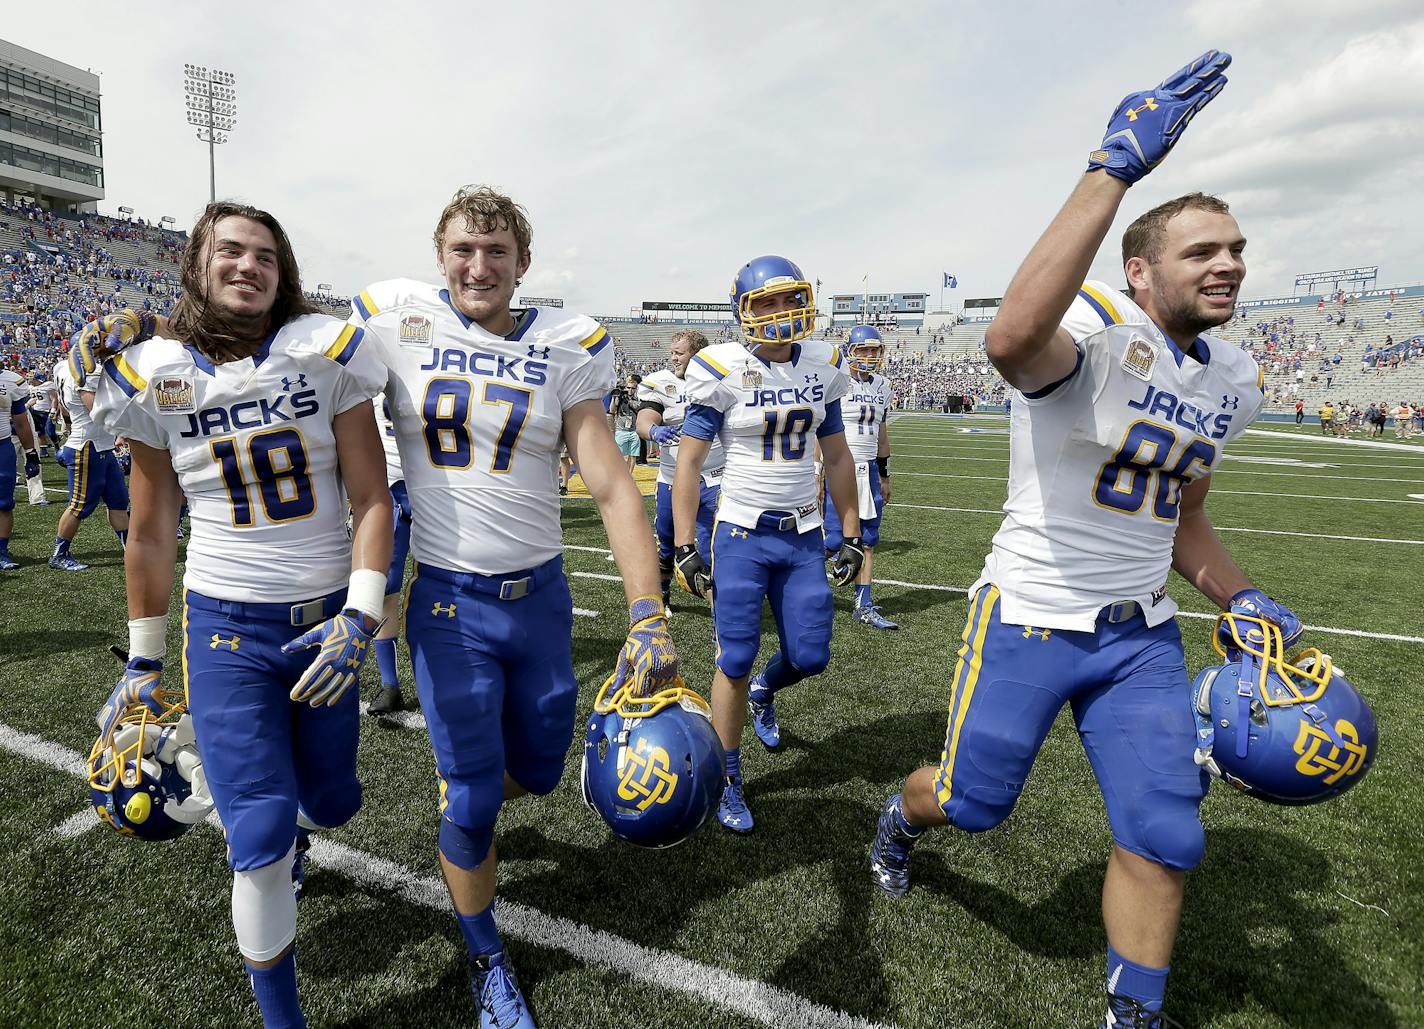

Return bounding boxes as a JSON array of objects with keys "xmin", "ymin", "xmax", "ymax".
[
  {"xmin": 872, "ymin": 52, "xmax": 1307, "ymax": 1027},
  {"xmin": 350, "ymin": 186, "xmax": 677, "ymax": 1029}
]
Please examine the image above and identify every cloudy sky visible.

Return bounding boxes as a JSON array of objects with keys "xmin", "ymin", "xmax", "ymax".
[{"xmin": 6, "ymin": 1, "xmax": 1422, "ymax": 312}]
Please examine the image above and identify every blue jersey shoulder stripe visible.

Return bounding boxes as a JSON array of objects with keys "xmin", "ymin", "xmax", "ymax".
[{"xmin": 324, "ymin": 324, "xmax": 364, "ymax": 366}]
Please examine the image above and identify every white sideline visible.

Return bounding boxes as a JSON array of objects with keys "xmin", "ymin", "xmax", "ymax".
[
  {"xmin": 4, "ymin": 722, "xmax": 897, "ymax": 1029},
  {"xmin": 890, "ymin": 503, "xmax": 1424, "ymax": 546}
]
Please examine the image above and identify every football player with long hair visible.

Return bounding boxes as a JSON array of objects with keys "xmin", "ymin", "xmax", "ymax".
[
  {"xmin": 89, "ymin": 201, "xmax": 392, "ymax": 1029},
  {"xmin": 870, "ymin": 52, "xmax": 1309, "ymax": 1028},
  {"xmin": 672, "ymin": 255, "xmax": 864, "ymax": 834},
  {"xmin": 347, "ymin": 185, "xmax": 678, "ymax": 1029}
]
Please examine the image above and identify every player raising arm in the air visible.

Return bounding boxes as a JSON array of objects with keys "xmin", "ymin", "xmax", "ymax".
[
  {"xmin": 348, "ymin": 186, "xmax": 676, "ymax": 1029},
  {"xmin": 90, "ymin": 202, "xmax": 391, "ymax": 1029},
  {"xmin": 870, "ymin": 52, "xmax": 1307, "ymax": 1028}
]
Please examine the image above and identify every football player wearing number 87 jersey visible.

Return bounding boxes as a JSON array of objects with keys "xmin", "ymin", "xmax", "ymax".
[
  {"xmin": 91, "ymin": 202, "xmax": 393, "ymax": 1029},
  {"xmin": 871, "ymin": 52, "xmax": 1305, "ymax": 1028},
  {"xmin": 673, "ymin": 255, "xmax": 864, "ymax": 836},
  {"xmin": 349, "ymin": 186, "xmax": 677, "ymax": 1029}
]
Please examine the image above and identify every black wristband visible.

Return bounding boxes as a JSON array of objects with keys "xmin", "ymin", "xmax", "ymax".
[{"xmin": 875, "ymin": 456, "xmax": 889, "ymax": 477}]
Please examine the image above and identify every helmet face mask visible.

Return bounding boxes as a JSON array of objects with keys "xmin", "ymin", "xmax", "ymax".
[
  {"xmin": 731, "ymin": 256, "xmax": 817, "ymax": 348},
  {"xmin": 581, "ymin": 674, "xmax": 726, "ymax": 848},
  {"xmin": 1193, "ymin": 612, "xmax": 1376, "ymax": 806},
  {"xmin": 88, "ymin": 690, "xmax": 213, "ymax": 840}
]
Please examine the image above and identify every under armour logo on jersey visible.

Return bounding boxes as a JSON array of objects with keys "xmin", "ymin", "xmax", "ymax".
[
  {"xmin": 1022, "ymin": 627, "xmax": 1051, "ymax": 641},
  {"xmin": 1221, "ymin": 394, "xmax": 1240, "ymax": 410},
  {"xmin": 804, "ymin": 374, "xmax": 817, "ymax": 383},
  {"xmin": 432, "ymin": 601, "xmax": 457, "ymax": 618},
  {"xmin": 210, "ymin": 634, "xmax": 241, "ymax": 650},
  {"xmin": 281, "ymin": 374, "xmax": 308, "ymax": 392},
  {"xmin": 729, "ymin": 527, "xmax": 749, "ymax": 539},
  {"xmin": 527, "ymin": 344, "xmax": 550, "ymax": 360},
  {"xmin": 1124, "ymin": 97, "xmax": 1159, "ymax": 121}
]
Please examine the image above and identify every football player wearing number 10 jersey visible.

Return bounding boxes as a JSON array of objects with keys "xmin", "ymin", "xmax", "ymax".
[
  {"xmin": 871, "ymin": 52, "xmax": 1307, "ymax": 1027},
  {"xmin": 92, "ymin": 202, "xmax": 393, "ymax": 1029},
  {"xmin": 349, "ymin": 186, "xmax": 677, "ymax": 1029}
]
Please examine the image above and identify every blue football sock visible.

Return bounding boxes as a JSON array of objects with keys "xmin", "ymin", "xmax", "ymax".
[
  {"xmin": 0, "ymin": 536, "xmax": 10, "ymax": 556},
  {"xmin": 854, "ymin": 584, "xmax": 872, "ymax": 608},
  {"xmin": 724, "ymin": 747, "xmax": 741, "ymax": 781},
  {"xmin": 115, "ymin": 529, "xmax": 128, "ymax": 547},
  {"xmin": 246, "ymin": 947, "xmax": 306, "ymax": 1028},
  {"xmin": 893, "ymin": 798, "xmax": 926, "ymax": 838},
  {"xmin": 52, "ymin": 536, "xmax": 70, "ymax": 559},
  {"xmin": 1106, "ymin": 946, "xmax": 1168, "ymax": 1013},
  {"xmin": 374, "ymin": 637, "xmax": 398, "ymax": 688},
  {"xmin": 456, "ymin": 900, "xmax": 502, "ymax": 960},
  {"xmin": 760, "ymin": 652, "xmax": 805, "ymax": 694}
]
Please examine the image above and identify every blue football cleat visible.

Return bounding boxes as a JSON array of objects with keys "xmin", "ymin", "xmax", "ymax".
[
  {"xmin": 1100, "ymin": 994, "xmax": 1184, "ymax": 1028},
  {"xmin": 854, "ymin": 604, "xmax": 900, "ymax": 630},
  {"xmin": 747, "ymin": 671, "xmax": 781, "ymax": 750},
  {"xmin": 48, "ymin": 554, "xmax": 89, "ymax": 572},
  {"xmin": 0, "ymin": 554, "xmax": 16, "ymax": 571},
  {"xmin": 870, "ymin": 794, "xmax": 919, "ymax": 897},
  {"xmin": 718, "ymin": 775, "xmax": 755, "ymax": 834},
  {"xmin": 471, "ymin": 951, "xmax": 537, "ymax": 1028}
]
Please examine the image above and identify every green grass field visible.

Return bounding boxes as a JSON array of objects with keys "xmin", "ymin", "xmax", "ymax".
[{"xmin": 3, "ymin": 414, "xmax": 1420, "ymax": 1028}]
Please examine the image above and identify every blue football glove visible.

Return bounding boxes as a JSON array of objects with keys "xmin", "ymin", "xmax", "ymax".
[
  {"xmin": 282, "ymin": 610, "xmax": 376, "ymax": 707},
  {"xmin": 1217, "ymin": 588, "xmax": 1303, "ymax": 655},
  {"xmin": 68, "ymin": 309, "xmax": 157, "ymax": 385},
  {"xmin": 649, "ymin": 423, "xmax": 681, "ymax": 446},
  {"xmin": 95, "ymin": 657, "xmax": 167, "ymax": 745},
  {"xmin": 23, "ymin": 450, "xmax": 39, "ymax": 479},
  {"xmin": 614, "ymin": 596, "xmax": 680, "ymax": 698},
  {"xmin": 1087, "ymin": 49, "xmax": 1231, "ymax": 185}
]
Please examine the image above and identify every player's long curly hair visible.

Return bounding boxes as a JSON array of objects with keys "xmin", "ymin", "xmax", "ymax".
[{"xmin": 169, "ymin": 202, "xmax": 318, "ymax": 363}]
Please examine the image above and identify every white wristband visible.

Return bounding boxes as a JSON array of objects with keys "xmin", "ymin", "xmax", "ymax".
[
  {"xmin": 345, "ymin": 568, "xmax": 387, "ymax": 623},
  {"xmin": 128, "ymin": 615, "xmax": 167, "ymax": 660}
]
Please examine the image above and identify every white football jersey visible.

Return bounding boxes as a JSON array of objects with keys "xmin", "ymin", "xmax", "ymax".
[
  {"xmin": 91, "ymin": 316, "xmax": 386, "ymax": 603},
  {"xmin": 0, "ymin": 368, "xmax": 28, "ymax": 442},
  {"xmin": 973, "ymin": 280, "xmax": 1265, "ymax": 631},
  {"xmin": 682, "ymin": 340, "xmax": 850, "ymax": 531},
  {"xmin": 27, "ymin": 378, "xmax": 52, "ymax": 413},
  {"xmin": 54, "ymin": 358, "xmax": 116, "ymax": 452},
  {"xmin": 350, "ymin": 279, "xmax": 613, "ymax": 575},
  {"xmin": 374, "ymin": 391, "xmax": 403, "ymax": 485},
  {"xmin": 843, "ymin": 370, "xmax": 892, "ymax": 463},
  {"xmin": 636, "ymin": 367, "xmax": 725, "ymax": 487}
]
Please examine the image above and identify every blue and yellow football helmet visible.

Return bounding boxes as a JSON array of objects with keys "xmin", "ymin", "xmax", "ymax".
[
  {"xmin": 1192, "ymin": 612, "xmax": 1376, "ymax": 806},
  {"xmin": 87, "ymin": 681, "xmax": 214, "ymax": 840},
  {"xmin": 730, "ymin": 255, "xmax": 817, "ymax": 346},
  {"xmin": 581, "ymin": 674, "xmax": 725, "ymax": 848},
  {"xmin": 846, "ymin": 325, "xmax": 885, "ymax": 374}
]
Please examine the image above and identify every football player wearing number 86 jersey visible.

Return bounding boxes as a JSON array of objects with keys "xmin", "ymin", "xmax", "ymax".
[
  {"xmin": 871, "ymin": 52, "xmax": 1305, "ymax": 1027},
  {"xmin": 91, "ymin": 202, "xmax": 393, "ymax": 1029},
  {"xmin": 350, "ymin": 186, "xmax": 677, "ymax": 1028}
]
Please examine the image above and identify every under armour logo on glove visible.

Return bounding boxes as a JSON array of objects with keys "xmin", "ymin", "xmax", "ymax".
[
  {"xmin": 614, "ymin": 596, "xmax": 680, "ymax": 698},
  {"xmin": 283, "ymin": 610, "xmax": 378, "ymax": 707}
]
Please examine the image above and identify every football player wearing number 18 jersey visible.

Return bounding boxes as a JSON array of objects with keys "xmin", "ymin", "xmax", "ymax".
[
  {"xmin": 871, "ymin": 52, "xmax": 1307, "ymax": 1027},
  {"xmin": 350, "ymin": 186, "xmax": 677, "ymax": 1029},
  {"xmin": 92, "ymin": 202, "xmax": 393, "ymax": 1029}
]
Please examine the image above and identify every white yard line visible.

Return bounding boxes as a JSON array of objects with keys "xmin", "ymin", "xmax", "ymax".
[
  {"xmin": 892, "ymin": 470, "xmax": 1424, "ymax": 503},
  {"xmin": 5, "ymin": 723, "xmax": 896, "ymax": 1029},
  {"xmin": 887, "ymin": 503, "xmax": 1423, "ymax": 544},
  {"xmin": 54, "ymin": 809, "xmax": 99, "ymax": 838}
]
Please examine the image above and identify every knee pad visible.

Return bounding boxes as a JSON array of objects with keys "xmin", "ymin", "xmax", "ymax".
[
  {"xmin": 1125, "ymin": 807, "xmax": 1206, "ymax": 871},
  {"xmin": 787, "ymin": 646, "xmax": 830, "ymax": 678},
  {"xmin": 296, "ymin": 780, "xmax": 361, "ymax": 833},
  {"xmin": 231, "ymin": 847, "xmax": 298, "ymax": 963},
  {"xmin": 439, "ymin": 816, "xmax": 493, "ymax": 871},
  {"xmin": 943, "ymin": 788, "xmax": 1016, "ymax": 834}
]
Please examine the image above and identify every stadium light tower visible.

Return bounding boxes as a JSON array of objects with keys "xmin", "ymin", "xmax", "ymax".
[{"xmin": 183, "ymin": 65, "xmax": 237, "ymax": 203}]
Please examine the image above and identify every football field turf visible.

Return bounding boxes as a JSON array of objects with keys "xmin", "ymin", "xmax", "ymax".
[{"xmin": 3, "ymin": 414, "xmax": 1420, "ymax": 1028}]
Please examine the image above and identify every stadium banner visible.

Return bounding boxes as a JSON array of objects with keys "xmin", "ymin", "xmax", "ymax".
[
  {"xmin": 1294, "ymin": 266, "xmax": 1378, "ymax": 287},
  {"xmin": 643, "ymin": 301, "xmax": 734, "ymax": 312},
  {"xmin": 518, "ymin": 296, "xmax": 564, "ymax": 307},
  {"xmin": 962, "ymin": 297, "xmax": 1003, "ymax": 309},
  {"xmin": 0, "ymin": 312, "xmax": 25, "ymax": 323},
  {"xmin": 1236, "ymin": 283, "xmax": 1424, "ymax": 310}
]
